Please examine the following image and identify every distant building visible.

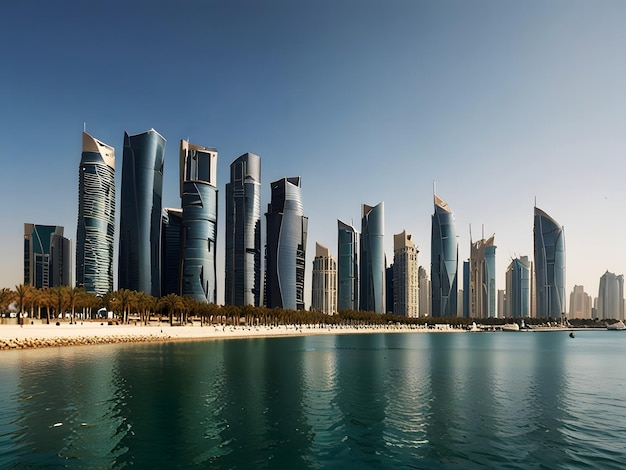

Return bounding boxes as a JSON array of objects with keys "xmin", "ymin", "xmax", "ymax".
[
  {"xmin": 360, "ymin": 202, "xmax": 385, "ymax": 313},
  {"xmin": 161, "ymin": 208, "xmax": 183, "ymax": 296},
  {"xmin": 311, "ymin": 243, "xmax": 337, "ymax": 315},
  {"xmin": 76, "ymin": 132, "xmax": 115, "ymax": 296},
  {"xmin": 386, "ymin": 265, "xmax": 394, "ymax": 314},
  {"xmin": 431, "ymin": 194, "xmax": 458, "ymax": 317},
  {"xmin": 118, "ymin": 129, "xmax": 166, "ymax": 297},
  {"xmin": 265, "ymin": 177, "xmax": 308, "ymax": 310},
  {"xmin": 533, "ymin": 207, "xmax": 565, "ymax": 318},
  {"xmin": 392, "ymin": 230, "xmax": 419, "ymax": 317},
  {"xmin": 469, "ymin": 234, "xmax": 497, "ymax": 318},
  {"xmin": 179, "ymin": 140, "xmax": 218, "ymax": 303},
  {"xmin": 497, "ymin": 290, "xmax": 505, "ymax": 319},
  {"xmin": 505, "ymin": 256, "xmax": 531, "ymax": 318},
  {"xmin": 418, "ymin": 266, "xmax": 430, "ymax": 317},
  {"xmin": 225, "ymin": 153, "xmax": 261, "ymax": 307},
  {"xmin": 24, "ymin": 224, "xmax": 71, "ymax": 288},
  {"xmin": 337, "ymin": 220, "xmax": 359, "ymax": 311},
  {"xmin": 598, "ymin": 271, "xmax": 624, "ymax": 321},
  {"xmin": 462, "ymin": 260, "xmax": 470, "ymax": 318},
  {"xmin": 569, "ymin": 285, "xmax": 592, "ymax": 319}
]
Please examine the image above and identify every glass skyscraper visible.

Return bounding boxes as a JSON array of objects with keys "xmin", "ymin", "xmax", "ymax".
[
  {"xmin": 161, "ymin": 208, "xmax": 183, "ymax": 296},
  {"xmin": 431, "ymin": 194, "xmax": 458, "ymax": 317},
  {"xmin": 533, "ymin": 206, "xmax": 566, "ymax": 318},
  {"xmin": 179, "ymin": 140, "xmax": 218, "ymax": 303},
  {"xmin": 265, "ymin": 177, "xmax": 308, "ymax": 310},
  {"xmin": 505, "ymin": 256, "xmax": 531, "ymax": 318},
  {"xmin": 118, "ymin": 129, "xmax": 166, "ymax": 297},
  {"xmin": 24, "ymin": 224, "xmax": 71, "ymax": 288},
  {"xmin": 225, "ymin": 153, "xmax": 261, "ymax": 307},
  {"xmin": 469, "ymin": 234, "xmax": 497, "ymax": 318},
  {"xmin": 76, "ymin": 132, "xmax": 115, "ymax": 296},
  {"xmin": 337, "ymin": 219, "xmax": 358, "ymax": 311},
  {"xmin": 359, "ymin": 202, "xmax": 385, "ymax": 313}
]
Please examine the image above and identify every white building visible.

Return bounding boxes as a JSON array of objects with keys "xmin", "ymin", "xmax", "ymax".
[{"xmin": 311, "ymin": 242, "xmax": 337, "ymax": 315}]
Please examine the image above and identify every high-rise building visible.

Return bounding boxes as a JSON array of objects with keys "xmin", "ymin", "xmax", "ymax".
[
  {"xmin": 337, "ymin": 220, "xmax": 358, "ymax": 311},
  {"xmin": 431, "ymin": 194, "xmax": 458, "ymax": 317},
  {"xmin": 76, "ymin": 132, "xmax": 115, "ymax": 296},
  {"xmin": 179, "ymin": 140, "xmax": 218, "ymax": 303},
  {"xmin": 418, "ymin": 266, "xmax": 430, "ymax": 317},
  {"xmin": 469, "ymin": 234, "xmax": 497, "ymax": 318},
  {"xmin": 311, "ymin": 242, "xmax": 337, "ymax": 315},
  {"xmin": 225, "ymin": 153, "xmax": 261, "ymax": 306},
  {"xmin": 392, "ymin": 230, "xmax": 419, "ymax": 317},
  {"xmin": 569, "ymin": 285, "xmax": 592, "ymax": 319},
  {"xmin": 161, "ymin": 208, "xmax": 183, "ymax": 296},
  {"xmin": 505, "ymin": 256, "xmax": 531, "ymax": 318},
  {"xmin": 24, "ymin": 224, "xmax": 71, "ymax": 288},
  {"xmin": 118, "ymin": 129, "xmax": 166, "ymax": 297},
  {"xmin": 265, "ymin": 177, "xmax": 308, "ymax": 310},
  {"xmin": 497, "ymin": 290, "xmax": 505, "ymax": 319},
  {"xmin": 462, "ymin": 260, "xmax": 470, "ymax": 317},
  {"xmin": 533, "ymin": 207, "xmax": 566, "ymax": 318},
  {"xmin": 598, "ymin": 271, "xmax": 624, "ymax": 320},
  {"xmin": 359, "ymin": 202, "xmax": 385, "ymax": 313}
]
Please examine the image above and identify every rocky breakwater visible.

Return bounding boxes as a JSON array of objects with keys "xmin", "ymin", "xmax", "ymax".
[{"xmin": 0, "ymin": 333, "xmax": 166, "ymax": 350}]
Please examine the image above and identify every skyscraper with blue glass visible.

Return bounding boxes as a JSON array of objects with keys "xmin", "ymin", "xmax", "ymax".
[
  {"xmin": 431, "ymin": 194, "xmax": 458, "ymax": 317},
  {"xmin": 469, "ymin": 234, "xmax": 497, "ymax": 318},
  {"xmin": 180, "ymin": 140, "xmax": 218, "ymax": 303},
  {"xmin": 265, "ymin": 177, "xmax": 308, "ymax": 310},
  {"xmin": 337, "ymin": 219, "xmax": 358, "ymax": 311},
  {"xmin": 505, "ymin": 256, "xmax": 531, "ymax": 318},
  {"xmin": 118, "ymin": 129, "xmax": 166, "ymax": 297},
  {"xmin": 359, "ymin": 202, "xmax": 385, "ymax": 313},
  {"xmin": 161, "ymin": 208, "xmax": 183, "ymax": 296},
  {"xmin": 533, "ymin": 206, "xmax": 565, "ymax": 318},
  {"xmin": 24, "ymin": 224, "xmax": 71, "ymax": 288},
  {"xmin": 225, "ymin": 153, "xmax": 261, "ymax": 307},
  {"xmin": 76, "ymin": 132, "xmax": 115, "ymax": 296}
]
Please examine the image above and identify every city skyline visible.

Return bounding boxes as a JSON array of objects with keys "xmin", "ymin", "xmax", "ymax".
[{"xmin": 2, "ymin": 1, "xmax": 626, "ymax": 306}]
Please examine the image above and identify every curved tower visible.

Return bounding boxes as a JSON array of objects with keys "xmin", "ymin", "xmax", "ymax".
[
  {"xmin": 533, "ymin": 207, "xmax": 565, "ymax": 318},
  {"xmin": 180, "ymin": 140, "xmax": 218, "ymax": 303},
  {"xmin": 359, "ymin": 202, "xmax": 385, "ymax": 313},
  {"xmin": 265, "ymin": 177, "xmax": 308, "ymax": 310},
  {"xmin": 118, "ymin": 129, "xmax": 166, "ymax": 297},
  {"xmin": 337, "ymin": 219, "xmax": 359, "ymax": 311},
  {"xmin": 76, "ymin": 132, "xmax": 115, "ymax": 295},
  {"xmin": 225, "ymin": 153, "xmax": 261, "ymax": 306},
  {"xmin": 469, "ymin": 234, "xmax": 497, "ymax": 318},
  {"xmin": 431, "ymin": 194, "xmax": 458, "ymax": 317}
]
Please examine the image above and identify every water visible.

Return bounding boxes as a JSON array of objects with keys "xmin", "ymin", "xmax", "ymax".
[{"xmin": 1, "ymin": 331, "xmax": 626, "ymax": 469}]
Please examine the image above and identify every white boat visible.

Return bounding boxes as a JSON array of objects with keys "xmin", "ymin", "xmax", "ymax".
[
  {"xmin": 607, "ymin": 321, "xmax": 626, "ymax": 331},
  {"xmin": 502, "ymin": 323, "xmax": 520, "ymax": 332}
]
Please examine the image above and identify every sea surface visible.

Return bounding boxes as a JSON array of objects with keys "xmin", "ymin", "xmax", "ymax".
[{"xmin": 1, "ymin": 330, "xmax": 625, "ymax": 469}]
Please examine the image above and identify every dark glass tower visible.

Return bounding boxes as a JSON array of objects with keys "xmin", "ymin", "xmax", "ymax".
[
  {"xmin": 337, "ymin": 219, "xmax": 358, "ymax": 311},
  {"xmin": 180, "ymin": 140, "xmax": 218, "ymax": 303},
  {"xmin": 265, "ymin": 177, "xmax": 308, "ymax": 310},
  {"xmin": 533, "ymin": 207, "xmax": 565, "ymax": 318},
  {"xmin": 118, "ymin": 129, "xmax": 166, "ymax": 297},
  {"xmin": 225, "ymin": 153, "xmax": 261, "ymax": 307},
  {"xmin": 359, "ymin": 202, "xmax": 385, "ymax": 313},
  {"xmin": 24, "ymin": 224, "xmax": 71, "ymax": 288},
  {"xmin": 431, "ymin": 194, "xmax": 458, "ymax": 317},
  {"xmin": 76, "ymin": 132, "xmax": 115, "ymax": 296},
  {"xmin": 161, "ymin": 208, "xmax": 183, "ymax": 296}
]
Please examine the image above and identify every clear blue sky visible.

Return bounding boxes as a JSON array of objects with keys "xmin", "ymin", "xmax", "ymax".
[{"xmin": 2, "ymin": 0, "xmax": 626, "ymax": 309}]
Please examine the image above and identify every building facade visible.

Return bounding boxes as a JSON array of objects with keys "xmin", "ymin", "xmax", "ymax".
[
  {"xmin": 225, "ymin": 153, "xmax": 261, "ymax": 306},
  {"xmin": 311, "ymin": 242, "xmax": 337, "ymax": 315},
  {"xmin": 118, "ymin": 129, "xmax": 166, "ymax": 297},
  {"xmin": 431, "ymin": 194, "xmax": 458, "ymax": 317},
  {"xmin": 179, "ymin": 140, "xmax": 218, "ymax": 303},
  {"xmin": 505, "ymin": 256, "xmax": 531, "ymax": 318},
  {"xmin": 24, "ymin": 224, "xmax": 71, "ymax": 288},
  {"xmin": 533, "ymin": 207, "xmax": 566, "ymax": 318},
  {"xmin": 161, "ymin": 208, "xmax": 183, "ymax": 296},
  {"xmin": 76, "ymin": 132, "xmax": 115, "ymax": 296},
  {"xmin": 359, "ymin": 202, "xmax": 385, "ymax": 313},
  {"xmin": 569, "ymin": 285, "xmax": 592, "ymax": 319},
  {"xmin": 597, "ymin": 271, "xmax": 624, "ymax": 321},
  {"xmin": 469, "ymin": 234, "xmax": 497, "ymax": 318},
  {"xmin": 392, "ymin": 230, "xmax": 419, "ymax": 317},
  {"xmin": 265, "ymin": 177, "xmax": 308, "ymax": 310},
  {"xmin": 418, "ymin": 266, "xmax": 430, "ymax": 317},
  {"xmin": 337, "ymin": 220, "xmax": 358, "ymax": 311}
]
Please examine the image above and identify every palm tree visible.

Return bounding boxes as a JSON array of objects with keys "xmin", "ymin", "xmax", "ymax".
[
  {"xmin": 135, "ymin": 292, "xmax": 156, "ymax": 325},
  {"xmin": 14, "ymin": 284, "xmax": 32, "ymax": 326},
  {"xmin": 49, "ymin": 286, "xmax": 69, "ymax": 321},
  {"xmin": 159, "ymin": 294, "xmax": 184, "ymax": 326},
  {"xmin": 66, "ymin": 287, "xmax": 86, "ymax": 323},
  {"xmin": 112, "ymin": 289, "xmax": 135, "ymax": 324},
  {"xmin": 0, "ymin": 287, "xmax": 16, "ymax": 315}
]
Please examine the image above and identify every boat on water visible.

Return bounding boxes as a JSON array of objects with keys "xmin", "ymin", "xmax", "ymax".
[
  {"xmin": 468, "ymin": 322, "xmax": 481, "ymax": 332},
  {"xmin": 607, "ymin": 321, "xmax": 626, "ymax": 331},
  {"xmin": 502, "ymin": 323, "xmax": 520, "ymax": 332}
]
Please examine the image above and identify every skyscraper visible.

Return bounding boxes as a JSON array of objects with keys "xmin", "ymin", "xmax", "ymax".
[
  {"xmin": 337, "ymin": 219, "xmax": 358, "ymax": 311},
  {"xmin": 118, "ymin": 129, "xmax": 166, "ymax": 297},
  {"xmin": 569, "ymin": 285, "xmax": 592, "ymax": 319},
  {"xmin": 505, "ymin": 256, "xmax": 531, "ymax": 318},
  {"xmin": 431, "ymin": 194, "xmax": 458, "ymax": 317},
  {"xmin": 265, "ymin": 177, "xmax": 308, "ymax": 310},
  {"xmin": 225, "ymin": 153, "xmax": 261, "ymax": 307},
  {"xmin": 76, "ymin": 132, "xmax": 115, "ymax": 296},
  {"xmin": 469, "ymin": 234, "xmax": 497, "ymax": 318},
  {"xmin": 311, "ymin": 242, "xmax": 337, "ymax": 315},
  {"xmin": 24, "ymin": 224, "xmax": 71, "ymax": 288},
  {"xmin": 179, "ymin": 140, "xmax": 218, "ymax": 303},
  {"xmin": 392, "ymin": 230, "xmax": 419, "ymax": 317},
  {"xmin": 597, "ymin": 271, "xmax": 624, "ymax": 320},
  {"xmin": 533, "ymin": 207, "xmax": 565, "ymax": 318},
  {"xmin": 161, "ymin": 208, "xmax": 183, "ymax": 296},
  {"xmin": 360, "ymin": 202, "xmax": 385, "ymax": 313}
]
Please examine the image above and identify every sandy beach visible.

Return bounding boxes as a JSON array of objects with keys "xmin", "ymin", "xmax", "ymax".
[{"xmin": 0, "ymin": 321, "xmax": 450, "ymax": 350}]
